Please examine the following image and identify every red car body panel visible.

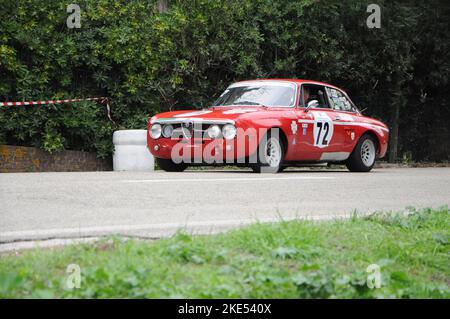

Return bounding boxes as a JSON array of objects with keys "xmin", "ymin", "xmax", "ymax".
[{"xmin": 147, "ymin": 79, "xmax": 388, "ymax": 164}]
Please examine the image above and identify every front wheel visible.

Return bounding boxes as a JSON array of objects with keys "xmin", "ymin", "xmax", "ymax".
[
  {"xmin": 346, "ymin": 134, "xmax": 377, "ymax": 172},
  {"xmin": 250, "ymin": 130, "xmax": 285, "ymax": 173},
  {"xmin": 156, "ymin": 157, "xmax": 187, "ymax": 172}
]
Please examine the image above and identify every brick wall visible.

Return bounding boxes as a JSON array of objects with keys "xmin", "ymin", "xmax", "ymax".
[{"xmin": 0, "ymin": 145, "xmax": 111, "ymax": 172}]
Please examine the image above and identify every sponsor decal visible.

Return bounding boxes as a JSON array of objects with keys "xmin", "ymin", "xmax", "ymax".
[
  {"xmin": 290, "ymin": 121, "xmax": 298, "ymax": 134},
  {"xmin": 302, "ymin": 123, "xmax": 308, "ymax": 136},
  {"xmin": 291, "ymin": 121, "xmax": 298, "ymax": 145}
]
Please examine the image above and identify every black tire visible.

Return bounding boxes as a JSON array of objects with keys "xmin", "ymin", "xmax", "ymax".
[
  {"xmin": 250, "ymin": 129, "xmax": 285, "ymax": 173},
  {"xmin": 156, "ymin": 157, "xmax": 187, "ymax": 172},
  {"xmin": 346, "ymin": 134, "xmax": 377, "ymax": 172}
]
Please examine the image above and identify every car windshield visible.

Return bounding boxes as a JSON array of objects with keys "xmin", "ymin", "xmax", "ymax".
[{"xmin": 212, "ymin": 83, "xmax": 296, "ymax": 107}]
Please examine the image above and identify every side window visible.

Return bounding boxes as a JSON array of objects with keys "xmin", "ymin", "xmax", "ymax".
[
  {"xmin": 326, "ymin": 87, "xmax": 354, "ymax": 112},
  {"xmin": 302, "ymin": 85, "xmax": 330, "ymax": 109}
]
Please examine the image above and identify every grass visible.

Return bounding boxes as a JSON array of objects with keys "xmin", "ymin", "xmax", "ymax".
[{"xmin": 0, "ymin": 207, "xmax": 449, "ymax": 299}]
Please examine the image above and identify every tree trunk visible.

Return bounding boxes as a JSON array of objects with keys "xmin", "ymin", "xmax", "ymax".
[
  {"xmin": 389, "ymin": 102, "xmax": 400, "ymax": 162},
  {"xmin": 388, "ymin": 75, "xmax": 405, "ymax": 163}
]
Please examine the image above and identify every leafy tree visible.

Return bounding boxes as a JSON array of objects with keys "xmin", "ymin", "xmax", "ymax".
[{"xmin": 0, "ymin": 0, "xmax": 448, "ymax": 161}]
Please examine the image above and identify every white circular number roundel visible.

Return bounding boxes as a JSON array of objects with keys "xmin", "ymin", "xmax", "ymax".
[{"xmin": 312, "ymin": 112, "xmax": 334, "ymax": 148}]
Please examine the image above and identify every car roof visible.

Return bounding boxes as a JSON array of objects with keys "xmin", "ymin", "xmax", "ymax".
[{"xmin": 233, "ymin": 78, "xmax": 344, "ymax": 91}]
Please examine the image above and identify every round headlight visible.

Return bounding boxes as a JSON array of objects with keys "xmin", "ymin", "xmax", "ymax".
[
  {"xmin": 207, "ymin": 125, "xmax": 221, "ymax": 139},
  {"xmin": 162, "ymin": 124, "xmax": 174, "ymax": 138},
  {"xmin": 222, "ymin": 124, "xmax": 237, "ymax": 140},
  {"xmin": 150, "ymin": 123, "xmax": 162, "ymax": 139}
]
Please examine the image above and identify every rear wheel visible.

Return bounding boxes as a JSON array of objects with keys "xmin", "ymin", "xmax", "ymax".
[
  {"xmin": 346, "ymin": 134, "xmax": 377, "ymax": 172},
  {"xmin": 250, "ymin": 130, "xmax": 285, "ymax": 173},
  {"xmin": 156, "ymin": 157, "xmax": 187, "ymax": 172}
]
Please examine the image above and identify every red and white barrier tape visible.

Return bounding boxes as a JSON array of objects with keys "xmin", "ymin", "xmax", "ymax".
[
  {"xmin": 0, "ymin": 97, "xmax": 107, "ymax": 106},
  {"xmin": 0, "ymin": 97, "xmax": 116, "ymax": 124}
]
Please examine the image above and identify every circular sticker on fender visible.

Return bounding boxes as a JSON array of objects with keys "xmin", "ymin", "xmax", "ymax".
[{"xmin": 312, "ymin": 111, "xmax": 334, "ymax": 148}]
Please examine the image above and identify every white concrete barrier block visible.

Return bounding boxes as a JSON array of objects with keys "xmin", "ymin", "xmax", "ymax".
[{"xmin": 113, "ymin": 130, "xmax": 154, "ymax": 171}]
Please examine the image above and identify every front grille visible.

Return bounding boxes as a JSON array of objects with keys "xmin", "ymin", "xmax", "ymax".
[{"xmin": 165, "ymin": 122, "xmax": 212, "ymax": 139}]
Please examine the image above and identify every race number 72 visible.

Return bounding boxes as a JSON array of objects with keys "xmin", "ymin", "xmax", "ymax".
[
  {"xmin": 316, "ymin": 121, "xmax": 330, "ymax": 146},
  {"xmin": 313, "ymin": 116, "xmax": 334, "ymax": 148}
]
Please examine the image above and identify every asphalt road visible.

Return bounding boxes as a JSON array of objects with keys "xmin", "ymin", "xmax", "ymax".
[{"xmin": 0, "ymin": 168, "xmax": 449, "ymax": 246}]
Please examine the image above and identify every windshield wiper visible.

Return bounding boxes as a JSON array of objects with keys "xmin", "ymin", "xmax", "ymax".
[{"xmin": 231, "ymin": 101, "xmax": 265, "ymax": 106}]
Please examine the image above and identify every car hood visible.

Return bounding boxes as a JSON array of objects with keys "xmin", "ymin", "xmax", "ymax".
[{"xmin": 150, "ymin": 106, "xmax": 269, "ymax": 124}]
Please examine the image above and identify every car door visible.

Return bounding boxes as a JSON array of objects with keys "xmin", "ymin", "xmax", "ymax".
[
  {"xmin": 325, "ymin": 87, "xmax": 360, "ymax": 155},
  {"xmin": 294, "ymin": 84, "xmax": 345, "ymax": 161}
]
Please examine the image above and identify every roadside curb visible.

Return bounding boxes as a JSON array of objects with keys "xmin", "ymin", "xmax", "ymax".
[{"xmin": 0, "ymin": 214, "xmax": 352, "ymax": 253}]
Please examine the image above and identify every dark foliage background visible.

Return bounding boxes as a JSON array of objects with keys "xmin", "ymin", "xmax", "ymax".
[{"xmin": 0, "ymin": 0, "xmax": 449, "ymax": 160}]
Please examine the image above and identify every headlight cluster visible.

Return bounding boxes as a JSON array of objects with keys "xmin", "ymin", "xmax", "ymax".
[
  {"xmin": 206, "ymin": 124, "xmax": 237, "ymax": 140},
  {"xmin": 150, "ymin": 124, "xmax": 162, "ymax": 139},
  {"xmin": 150, "ymin": 123, "xmax": 237, "ymax": 140},
  {"xmin": 150, "ymin": 124, "xmax": 174, "ymax": 139},
  {"xmin": 206, "ymin": 125, "xmax": 221, "ymax": 139},
  {"xmin": 222, "ymin": 124, "xmax": 237, "ymax": 140},
  {"xmin": 162, "ymin": 124, "xmax": 174, "ymax": 138}
]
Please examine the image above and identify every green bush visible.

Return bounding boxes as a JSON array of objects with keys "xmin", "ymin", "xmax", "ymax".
[{"xmin": 0, "ymin": 0, "xmax": 449, "ymax": 160}]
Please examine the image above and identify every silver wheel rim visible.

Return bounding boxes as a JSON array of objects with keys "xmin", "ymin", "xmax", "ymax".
[
  {"xmin": 361, "ymin": 139, "xmax": 376, "ymax": 167},
  {"xmin": 264, "ymin": 138, "xmax": 282, "ymax": 167}
]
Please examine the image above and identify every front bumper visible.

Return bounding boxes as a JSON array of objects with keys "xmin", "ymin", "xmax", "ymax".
[{"xmin": 147, "ymin": 134, "xmax": 258, "ymax": 164}]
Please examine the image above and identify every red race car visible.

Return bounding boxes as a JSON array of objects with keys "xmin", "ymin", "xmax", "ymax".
[{"xmin": 147, "ymin": 79, "xmax": 389, "ymax": 173}]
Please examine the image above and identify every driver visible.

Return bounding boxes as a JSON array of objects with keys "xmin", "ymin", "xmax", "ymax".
[{"xmin": 303, "ymin": 87, "xmax": 310, "ymax": 107}]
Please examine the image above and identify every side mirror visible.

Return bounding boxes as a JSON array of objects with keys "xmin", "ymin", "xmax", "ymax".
[{"xmin": 305, "ymin": 100, "xmax": 319, "ymax": 112}]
